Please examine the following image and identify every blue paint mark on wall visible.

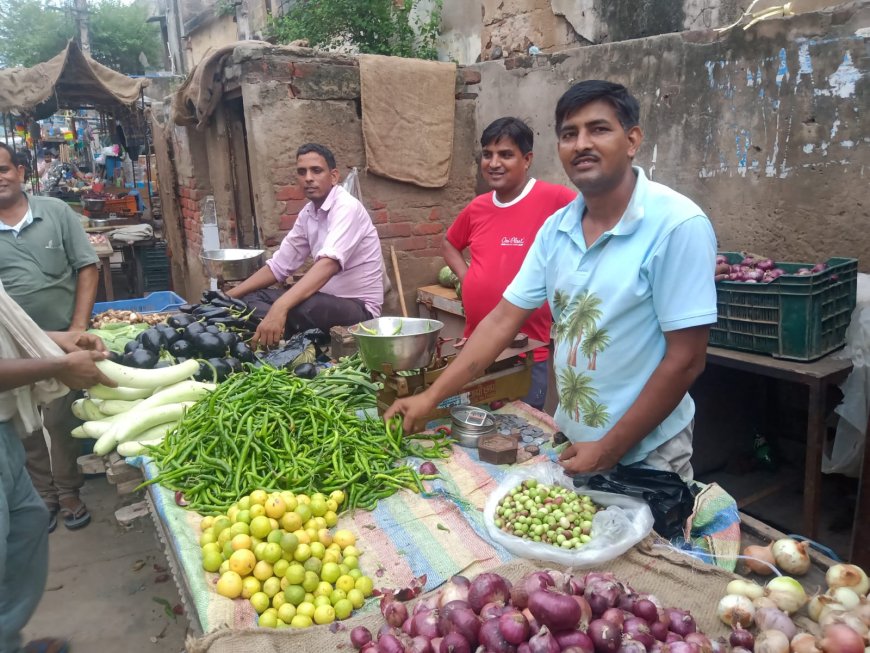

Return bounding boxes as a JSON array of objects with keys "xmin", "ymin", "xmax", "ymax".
[
  {"xmin": 797, "ymin": 42, "xmax": 813, "ymax": 77},
  {"xmin": 776, "ymin": 48, "xmax": 788, "ymax": 86},
  {"xmin": 705, "ymin": 61, "xmax": 716, "ymax": 86}
]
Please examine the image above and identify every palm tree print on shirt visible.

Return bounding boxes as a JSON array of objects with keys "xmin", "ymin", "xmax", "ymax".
[{"xmin": 553, "ymin": 289, "xmax": 611, "ymax": 427}]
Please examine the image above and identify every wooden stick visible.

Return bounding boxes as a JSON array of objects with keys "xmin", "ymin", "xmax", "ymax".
[{"xmin": 390, "ymin": 245, "xmax": 408, "ymax": 317}]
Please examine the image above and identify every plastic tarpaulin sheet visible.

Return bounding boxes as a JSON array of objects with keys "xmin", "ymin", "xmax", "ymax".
[{"xmin": 0, "ymin": 40, "xmax": 148, "ymax": 118}]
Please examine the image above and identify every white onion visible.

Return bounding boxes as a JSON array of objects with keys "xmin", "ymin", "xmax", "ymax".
[
  {"xmin": 753, "ymin": 596, "xmax": 778, "ymax": 610},
  {"xmin": 717, "ymin": 593, "xmax": 755, "ymax": 628},
  {"xmin": 808, "ymin": 594, "xmax": 840, "ymax": 622},
  {"xmin": 831, "ymin": 587, "xmax": 861, "ymax": 610},
  {"xmin": 766, "ymin": 576, "xmax": 807, "ymax": 614},
  {"xmin": 727, "ymin": 579, "xmax": 765, "ymax": 600},
  {"xmin": 755, "ymin": 629, "xmax": 790, "ymax": 653},
  {"xmin": 772, "ymin": 538, "xmax": 811, "ymax": 576},
  {"xmin": 826, "ymin": 564, "xmax": 870, "ymax": 597},
  {"xmin": 791, "ymin": 633, "xmax": 822, "ymax": 653},
  {"xmin": 819, "ymin": 609, "xmax": 869, "ymax": 638}
]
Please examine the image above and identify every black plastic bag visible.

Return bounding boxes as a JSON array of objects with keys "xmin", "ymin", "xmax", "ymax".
[
  {"xmin": 581, "ymin": 465, "xmax": 699, "ymax": 539},
  {"xmin": 260, "ymin": 329, "xmax": 328, "ymax": 369}
]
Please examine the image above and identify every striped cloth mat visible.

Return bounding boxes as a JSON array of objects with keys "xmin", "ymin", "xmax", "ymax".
[{"xmin": 140, "ymin": 402, "xmax": 556, "ymax": 632}]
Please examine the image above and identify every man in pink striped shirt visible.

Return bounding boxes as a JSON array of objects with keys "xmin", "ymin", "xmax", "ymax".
[{"xmin": 228, "ymin": 144, "xmax": 383, "ymax": 348}]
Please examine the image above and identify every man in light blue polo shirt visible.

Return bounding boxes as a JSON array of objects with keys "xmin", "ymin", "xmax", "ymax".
[{"xmin": 385, "ymin": 81, "xmax": 717, "ymax": 479}]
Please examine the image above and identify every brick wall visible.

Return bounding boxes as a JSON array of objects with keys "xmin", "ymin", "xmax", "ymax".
[
  {"xmin": 161, "ymin": 48, "xmax": 479, "ymax": 309},
  {"xmin": 177, "ymin": 179, "xmax": 203, "ymax": 255}
]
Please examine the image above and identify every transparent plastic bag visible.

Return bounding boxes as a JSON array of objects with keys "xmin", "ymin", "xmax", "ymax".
[
  {"xmin": 343, "ymin": 167, "xmax": 392, "ymax": 295},
  {"xmin": 484, "ymin": 462, "xmax": 654, "ymax": 567}
]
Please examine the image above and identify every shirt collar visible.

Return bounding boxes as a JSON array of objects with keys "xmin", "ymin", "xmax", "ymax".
[
  {"xmin": 315, "ymin": 185, "xmax": 342, "ymax": 216},
  {"xmin": 558, "ymin": 165, "xmax": 648, "ymax": 241},
  {"xmin": 0, "ymin": 201, "xmax": 34, "ymax": 236}
]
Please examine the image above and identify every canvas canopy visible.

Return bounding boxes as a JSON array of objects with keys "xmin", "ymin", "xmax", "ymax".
[{"xmin": 0, "ymin": 40, "xmax": 148, "ymax": 119}]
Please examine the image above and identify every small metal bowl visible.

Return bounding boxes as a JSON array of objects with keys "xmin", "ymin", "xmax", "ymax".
[
  {"xmin": 83, "ymin": 198, "xmax": 106, "ymax": 212},
  {"xmin": 449, "ymin": 406, "xmax": 496, "ymax": 448}
]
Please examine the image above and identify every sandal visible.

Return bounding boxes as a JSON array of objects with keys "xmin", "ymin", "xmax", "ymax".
[
  {"xmin": 23, "ymin": 638, "xmax": 70, "ymax": 653},
  {"xmin": 59, "ymin": 499, "xmax": 91, "ymax": 530},
  {"xmin": 48, "ymin": 509, "xmax": 58, "ymax": 534}
]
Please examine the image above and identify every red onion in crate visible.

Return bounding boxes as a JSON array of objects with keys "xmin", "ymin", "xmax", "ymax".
[
  {"xmin": 478, "ymin": 618, "xmax": 517, "ymax": 653},
  {"xmin": 601, "ymin": 607, "xmax": 626, "ymax": 626}
]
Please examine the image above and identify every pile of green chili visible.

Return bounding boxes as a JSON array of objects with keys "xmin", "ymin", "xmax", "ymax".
[
  {"xmin": 142, "ymin": 365, "xmax": 451, "ymax": 515},
  {"xmin": 307, "ymin": 354, "xmax": 381, "ymax": 410}
]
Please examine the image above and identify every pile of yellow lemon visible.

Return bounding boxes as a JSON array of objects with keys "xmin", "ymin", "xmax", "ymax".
[{"xmin": 199, "ymin": 489, "xmax": 375, "ymax": 629}]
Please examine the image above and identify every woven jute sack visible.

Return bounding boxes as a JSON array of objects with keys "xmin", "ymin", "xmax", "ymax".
[{"xmin": 186, "ymin": 536, "xmax": 738, "ymax": 653}]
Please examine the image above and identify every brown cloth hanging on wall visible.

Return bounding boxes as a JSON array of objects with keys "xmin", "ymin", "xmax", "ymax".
[{"xmin": 358, "ymin": 54, "xmax": 457, "ymax": 189}]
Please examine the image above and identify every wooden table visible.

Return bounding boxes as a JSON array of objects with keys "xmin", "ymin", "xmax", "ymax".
[
  {"xmin": 92, "ymin": 244, "xmax": 115, "ymax": 302},
  {"xmin": 705, "ymin": 346, "xmax": 853, "ymax": 542}
]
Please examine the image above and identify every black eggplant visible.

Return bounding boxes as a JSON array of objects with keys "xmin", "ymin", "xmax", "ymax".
[
  {"xmin": 169, "ymin": 339, "xmax": 194, "ymax": 359},
  {"xmin": 183, "ymin": 322, "xmax": 207, "ymax": 340},
  {"xmin": 207, "ymin": 317, "xmax": 247, "ymax": 329},
  {"xmin": 293, "ymin": 363, "xmax": 318, "ymax": 379},
  {"xmin": 206, "ymin": 358, "xmax": 232, "ymax": 381},
  {"xmin": 225, "ymin": 357, "xmax": 242, "ymax": 374},
  {"xmin": 107, "ymin": 350, "xmax": 123, "ymax": 364},
  {"xmin": 201, "ymin": 290, "xmax": 230, "ymax": 304},
  {"xmin": 193, "ymin": 306, "xmax": 231, "ymax": 320},
  {"xmin": 194, "ymin": 360, "xmax": 216, "ymax": 382},
  {"xmin": 155, "ymin": 324, "xmax": 182, "ymax": 346},
  {"xmin": 124, "ymin": 348, "xmax": 158, "ymax": 369},
  {"xmin": 167, "ymin": 313, "xmax": 195, "ymax": 329},
  {"xmin": 154, "ymin": 360, "xmax": 174, "ymax": 369},
  {"xmin": 137, "ymin": 328, "xmax": 167, "ymax": 354},
  {"xmin": 192, "ymin": 332, "xmax": 225, "ymax": 358},
  {"xmin": 178, "ymin": 304, "xmax": 199, "ymax": 314},
  {"xmin": 232, "ymin": 341, "xmax": 255, "ymax": 363},
  {"xmin": 216, "ymin": 331, "xmax": 238, "ymax": 350},
  {"xmin": 204, "ymin": 325, "xmax": 221, "ymax": 335},
  {"xmin": 124, "ymin": 340, "xmax": 142, "ymax": 354}
]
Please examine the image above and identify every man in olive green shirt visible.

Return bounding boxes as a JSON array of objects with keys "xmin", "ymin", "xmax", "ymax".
[{"xmin": 0, "ymin": 143, "xmax": 99, "ymax": 531}]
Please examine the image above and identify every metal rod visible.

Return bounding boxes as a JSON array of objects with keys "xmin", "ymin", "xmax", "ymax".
[{"xmin": 141, "ymin": 89, "xmax": 154, "ymax": 204}]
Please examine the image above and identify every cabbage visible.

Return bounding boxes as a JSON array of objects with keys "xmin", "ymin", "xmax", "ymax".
[{"xmin": 438, "ymin": 266, "xmax": 459, "ymax": 288}]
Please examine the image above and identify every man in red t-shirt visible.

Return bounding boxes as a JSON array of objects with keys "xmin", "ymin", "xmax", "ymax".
[{"xmin": 442, "ymin": 117, "xmax": 576, "ymax": 409}]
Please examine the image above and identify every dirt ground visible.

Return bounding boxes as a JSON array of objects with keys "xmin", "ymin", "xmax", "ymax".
[{"xmin": 22, "ymin": 476, "xmax": 189, "ymax": 652}]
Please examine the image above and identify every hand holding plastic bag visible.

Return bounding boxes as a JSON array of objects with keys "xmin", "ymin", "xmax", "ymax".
[{"xmin": 484, "ymin": 462, "xmax": 654, "ymax": 567}]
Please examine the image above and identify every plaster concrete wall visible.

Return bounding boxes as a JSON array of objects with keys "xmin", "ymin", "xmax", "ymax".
[
  {"xmin": 471, "ymin": 3, "xmax": 870, "ymax": 269},
  {"xmin": 441, "ymin": 0, "xmax": 852, "ymax": 63},
  {"xmin": 186, "ymin": 14, "xmax": 239, "ymax": 69},
  {"xmin": 418, "ymin": 0, "xmax": 483, "ymax": 64}
]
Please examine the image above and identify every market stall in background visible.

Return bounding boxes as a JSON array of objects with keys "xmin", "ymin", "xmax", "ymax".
[{"xmin": 0, "ymin": 40, "xmax": 166, "ymax": 303}]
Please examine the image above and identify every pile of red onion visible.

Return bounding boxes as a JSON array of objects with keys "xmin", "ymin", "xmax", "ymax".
[
  {"xmin": 714, "ymin": 255, "xmax": 832, "ymax": 284},
  {"xmin": 349, "ymin": 569, "xmax": 726, "ymax": 653}
]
